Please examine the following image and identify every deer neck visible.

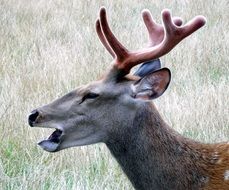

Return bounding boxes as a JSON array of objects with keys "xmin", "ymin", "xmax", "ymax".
[{"xmin": 106, "ymin": 103, "xmax": 207, "ymax": 190}]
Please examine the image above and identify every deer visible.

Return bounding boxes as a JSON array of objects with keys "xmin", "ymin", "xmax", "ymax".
[{"xmin": 28, "ymin": 7, "xmax": 229, "ymax": 190}]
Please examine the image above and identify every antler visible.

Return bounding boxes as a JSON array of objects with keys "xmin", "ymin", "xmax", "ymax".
[
  {"xmin": 96, "ymin": 7, "xmax": 206, "ymax": 74},
  {"xmin": 96, "ymin": 9, "xmax": 183, "ymax": 57}
]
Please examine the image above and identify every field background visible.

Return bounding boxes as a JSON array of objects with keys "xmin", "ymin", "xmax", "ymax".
[{"xmin": 0, "ymin": 0, "xmax": 228, "ymax": 189}]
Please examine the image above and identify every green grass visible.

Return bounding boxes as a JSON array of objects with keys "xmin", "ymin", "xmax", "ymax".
[{"xmin": 0, "ymin": 0, "xmax": 228, "ymax": 189}]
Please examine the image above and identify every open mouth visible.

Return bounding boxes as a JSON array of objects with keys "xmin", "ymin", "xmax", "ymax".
[{"xmin": 38, "ymin": 129, "xmax": 63, "ymax": 152}]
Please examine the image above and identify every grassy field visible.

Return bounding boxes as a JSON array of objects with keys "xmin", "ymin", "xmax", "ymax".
[{"xmin": 0, "ymin": 0, "xmax": 228, "ymax": 189}]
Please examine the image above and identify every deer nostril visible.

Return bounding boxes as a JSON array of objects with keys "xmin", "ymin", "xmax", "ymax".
[{"xmin": 28, "ymin": 110, "xmax": 40, "ymax": 127}]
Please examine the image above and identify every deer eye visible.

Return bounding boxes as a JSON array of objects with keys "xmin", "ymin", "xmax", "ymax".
[{"xmin": 81, "ymin": 92, "xmax": 99, "ymax": 103}]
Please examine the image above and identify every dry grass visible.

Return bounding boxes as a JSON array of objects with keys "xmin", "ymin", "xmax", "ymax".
[{"xmin": 0, "ymin": 0, "xmax": 228, "ymax": 189}]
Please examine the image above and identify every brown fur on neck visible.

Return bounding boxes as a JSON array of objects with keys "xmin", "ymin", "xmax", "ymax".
[{"xmin": 106, "ymin": 102, "xmax": 229, "ymax": 190}]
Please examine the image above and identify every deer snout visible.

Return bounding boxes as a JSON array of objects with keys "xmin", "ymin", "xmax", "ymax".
[{"xmin": 28, "ymin": 110, "xmax": 40, "ymax": 127}]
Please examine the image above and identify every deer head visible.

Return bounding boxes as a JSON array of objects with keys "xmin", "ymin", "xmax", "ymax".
[{"xmin": 28, "ymin": 8, "xmax": 206, "ymax": 152}]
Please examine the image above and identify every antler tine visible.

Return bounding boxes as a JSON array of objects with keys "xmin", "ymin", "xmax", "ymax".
[
  {"xmin": 179, "ymin": 15, "xmax": 207, "ymax": 38},
  {"xmin": 142, "ymin": 9, "xmax": 164, "ymax": 47},
  {"xmin": 173, "ymin": 17, "xmax": 183, "ymax": 27},
  {"xmin": 99, "ymin": 7, "xmax": 129, "ymax": 62},
  {"xmin": 96, "ymin": 19, "xmax": 115, "ymax": 58}
]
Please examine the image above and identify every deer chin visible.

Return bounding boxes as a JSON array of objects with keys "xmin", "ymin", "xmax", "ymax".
[{"xmin": 38, "ymin": 129, "xmax": 63, "ymax": 152}]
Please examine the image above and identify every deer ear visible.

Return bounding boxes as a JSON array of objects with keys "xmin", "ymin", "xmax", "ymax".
[
  {"xmin": 133, "ymin": 68, "xmax": 171, "ymax": 100},
  {"xmin": 134, "ymin": 59, "xmax": 161, "ymax": 77}
]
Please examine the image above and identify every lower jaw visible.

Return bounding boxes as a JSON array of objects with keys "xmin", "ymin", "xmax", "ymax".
[
  {"xmin": 38, "ymin": 129, "xmax": 62, "ymax": 152},
  {"xmin": 38, "ymin": 140, "xmax": 60, "ymax": 152}
]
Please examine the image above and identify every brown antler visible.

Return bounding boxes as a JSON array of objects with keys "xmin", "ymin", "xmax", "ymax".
[
  {"xmin": 96, "ymin": 19, "xmax": 116, "ymax": 58},
  {"xmin": 97, "ymin": 7, "xmax": 206, "ymax": 73},
  {"xmin": 96, "ymin": 9, "xmax": 183, "ymax": 58}
]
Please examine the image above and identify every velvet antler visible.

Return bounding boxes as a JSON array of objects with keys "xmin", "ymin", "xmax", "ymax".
[{"xmin": 96, "ymin": 7, "xmax": 206, "ymax": 74}]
